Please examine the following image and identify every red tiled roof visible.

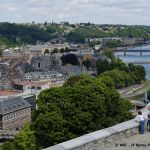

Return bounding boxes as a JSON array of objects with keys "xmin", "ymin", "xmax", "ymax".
[{"xmin": 0, "ymin": 90, "xmax": 22, "ymax": 96}]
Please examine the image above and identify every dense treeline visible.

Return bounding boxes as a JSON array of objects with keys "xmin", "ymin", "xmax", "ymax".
[
  {"xmin": 67, "ymin": 26, "xmax": 150, "ymax": 43},
  {"xmin": 96, "ymin": 50, "xmax": 146, "ymax": 89},
  {"xmin": 0, "ymin": 22, "xmax": 65, "ymax": 46},
  {"xmin": 3, "ymin": 75, "xmax": 133, "ymax": 149},
  {"xmin": 0, "ymin": 22, "xmax": 150, "ymax": 45}
]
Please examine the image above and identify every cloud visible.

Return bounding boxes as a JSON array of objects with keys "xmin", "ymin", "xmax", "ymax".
[{"xmin": 0, "ymin": 0, "xmax": 150, "ymax": 25}]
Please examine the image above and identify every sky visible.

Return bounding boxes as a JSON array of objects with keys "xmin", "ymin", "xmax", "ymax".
[{"xmin": 0, "ymin": 0, "xmax": 150, "ymax": 25}]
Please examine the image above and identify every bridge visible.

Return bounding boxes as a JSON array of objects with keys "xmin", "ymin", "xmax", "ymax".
[{"xmin": 114, "ymin": 49, "xmax": 150, "ymax": 56}]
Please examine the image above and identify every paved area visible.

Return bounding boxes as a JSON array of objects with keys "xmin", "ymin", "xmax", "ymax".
[
  {"xmin": 120, "ymin": 80, "xmax": 150, "ymax": 99},
  {"xmin": 102, "ymin": 104, "xmax": 150, "ymax": 150},
  {"xmin": 102, "ymin": 131, "xmax": 150, "ymax": 150}
]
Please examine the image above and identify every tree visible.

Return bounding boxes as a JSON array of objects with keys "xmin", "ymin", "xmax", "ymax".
[
  {"xmin": 148, "ymin": 89, "xmax": 150, "ymax": 100},
  {"xmin": 13, "ymin": 124, "xmax": 36, "ymax": 150},
  {"xmin": 44, "ymin": 49, "xmax": 49, "ymax": 54},
  {"xmin": 96, "ymin": 59, "xmax": 111, "ymax": 74},
  {"xmin": 31, "ymin": 75, "xmax": 133, "ymax": 148},
  {"xmin": 63, "ymin": 75, "xmax": 93, "ymax": 87},
  {"xmin": 99, "ymin": 69, "xmax": 133, "ymax": 89},
  {"xmin": 3, "ymin": 124, "xmax": 36, "ymax": 150},
  {"xmin": 3, "ymin": 141, "xmax": 15, "ymax": 150},
  {"xmin": 89, "ymin": 41, "xmax": 101, "ymax": 47},
  {"xmin": 52, "ymin": 48, "xmax": 59, "ymax": 53},
  {"xmin": 82, "ymin": 59, "xmax": 91, "ymax": 70},
  {"xmin": 65, "ymin": 47, "xmax": 70, "ymax": 53},
  {"xmin": 61, "ymin": 54, "xmax": 80, "ymax": 65},
  {"xmin": 60, "ymin": 48, "xmax": 65, "ymax": 53}
]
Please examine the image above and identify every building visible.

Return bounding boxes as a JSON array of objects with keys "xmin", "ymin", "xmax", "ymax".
[
  {"xmin": 22, "ymin": 94, "xmax": 36, "ymax": 109},
  {"xmin": 14, "ymin": 81, "xmax": 49, "ymax": 96},
  {"xmin": 122, "ymin": 38, "xmax": 136, "ymax": 46},
  {"xmin": 21, "ymin": 45, "xmax": 48, "ymax": 55},
  {"xmin": 30, "ymin": 55, "xmax": 62, "ymax": 71},
  {"xmin": 89, "ymin": 38, "xmax": 122, "ymax": 47},
  {"xmin": 0, "ymin": 96, "xmax": 31, "ymax": 130},
  {"xmin": 0, "ymin": 63, "xmax": 9, "ymax": 79},
  {"xmin": 24, "ymin": 71, "xmax": 67, "ymax": 88},
  {"xmin": 2, "ymin": 49, "xmax": 21, "ymax": 58},
  {"xmin": 59, "ymin": 64, "xmax": 87, "ymax": 76},
  {"xmin": 135, "ymin": 38, "xmax": 145, "ymax": 45},
  {"xmin": 21, "ymin": 43, "xmax": 69, "ymax": 55}
]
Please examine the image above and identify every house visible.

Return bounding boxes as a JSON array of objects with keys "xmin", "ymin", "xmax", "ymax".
[
  {"xmin": 14, "ymin": 81, "xmax": 49, "ymax": 96},
  {"xmin": 0, "ymin": 63, "xmax": 9, "ymax": 79},
  {"xmin": 59, "ymin": 64, "xmax": 87, "ymax": 76},
  {"xmin": 135, "ymin": 38, "xmax": 145, "ymax": 45},
  {"xmin": 30, "ymin": 55, "xmax": 62, "ymax": 71},
  {"xmin": 0, "ymin": 96, "xmax": 31, "ymax": 130},
  {"xmin": 21, "ymin": 45, "xmax": 47, "ymax": 55},
  {"xmin": 24, "ymin": 71, "xmax": 67, "ymax": 88},
  {"xmin": 122, "ymin": 38, "xmax": 135, "ymax": 46}
]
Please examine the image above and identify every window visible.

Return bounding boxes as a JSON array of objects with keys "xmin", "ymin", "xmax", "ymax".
[
  {"xmin": 38, "ymin": 63, "xmax": 41, "ymax": 68},
  {"xmin": 37, "ymin": 87, "xmax": 41, "ymax": 90}
]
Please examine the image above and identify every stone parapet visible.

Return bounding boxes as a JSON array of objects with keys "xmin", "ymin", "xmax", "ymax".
[
  {"xmin": 44, "ymin": 119, "xmax": 139, "ymax": 150},
  {"xmin": 44, "ymin": 104, "xmax": 150, "ymax": 150}
]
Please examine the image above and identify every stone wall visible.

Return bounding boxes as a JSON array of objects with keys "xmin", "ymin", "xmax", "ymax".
[
  {"xmin": 44, "ymin": 119, "xmax": 139, "ymax": 150},
  {"xmin": 44, "ymin": 104, "xmax": 150, "ymax": 150}
]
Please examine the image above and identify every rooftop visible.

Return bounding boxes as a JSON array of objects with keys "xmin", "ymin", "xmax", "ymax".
[
  {"xmin": 15, "ymin": 81, "xmax": 48, "ymax": 86},
  {"xmin": 0, "ymin": 90, "xmax": 22, "ymax": 96},
  {"xmin": 0, "ymin": 96, "xmax": 31, "ymax": 114}
]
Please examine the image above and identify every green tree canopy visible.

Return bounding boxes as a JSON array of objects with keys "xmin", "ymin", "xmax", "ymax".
[
  {"xmin": 3, "ymin": 124, "xmax": 36, "ymax": 150},
  {"xmin": 31, "ymin": 75, "xmax": 133, "ymax": 148}
]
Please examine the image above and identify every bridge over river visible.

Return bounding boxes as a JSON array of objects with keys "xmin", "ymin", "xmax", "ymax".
[{"xmin": 114, "ymin": 48, "xmax": 150, "ymax": 56}]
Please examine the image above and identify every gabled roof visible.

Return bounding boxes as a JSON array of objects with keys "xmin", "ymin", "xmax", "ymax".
[{"xmin": 0, "ymin": 96, "xmax": 31, "ymax": 115}]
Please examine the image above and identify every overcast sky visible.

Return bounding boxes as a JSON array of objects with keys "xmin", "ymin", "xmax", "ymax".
[{"xmin": 0, "ymin": 0, "xmax": 150, "ymax": 25}]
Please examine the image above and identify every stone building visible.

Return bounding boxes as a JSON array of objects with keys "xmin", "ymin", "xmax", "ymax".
[
  {"xmin": 0, "ymin": 96, "xmax": 31, "ymax": 130},
  {"xmin": 0, "ymin": 63, "xmax": 9, "ymax": 79},
  {"xmin": 30, "ymin": 55, "xmax": 62, "ymax": 71}
]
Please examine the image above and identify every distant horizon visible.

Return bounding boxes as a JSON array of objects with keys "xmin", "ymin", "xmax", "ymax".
[
  {"xmin": 1, "ymin": 21, "xmax": 150, "ymax": 27},
  {"xmin": 0, "ymin": 0, "xmax": 150, "ymax": 26}
]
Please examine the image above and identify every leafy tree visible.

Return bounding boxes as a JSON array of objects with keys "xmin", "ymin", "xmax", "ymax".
[
  {"xmin": 3, "ymin": 124, "xmax": 36, "ymax": 150},
  {"xmin": 82, "ymin": 59, "xmax": 91, "ymax": 70},
  {"xmin": 65, "ymin": 47, "xmax": 71, "ymax": 53},
  {"xmin": 52, "ymin": 48, "xmax": 59, "ymax": 53},
  {"xmin": 96, "ymin": 50, "xmax": 146, "ymax": 85},
  {"xmin": 60, "ymin": 48, "xmax": 65, "ymax": 53},
  {"xmin": 44, "ymin": 49, "xmax": 49, "ymax": 54},
  {"xmin": 96, "ymin": 59, "xmax": 111, "ymax": 74},
  {"xmin": 99, "ymin": 69, "xmax": 133, "ymax": 89},
  {"xmin": 61, "ymin": 54, "xmax": 80, "ymax": 65},
  {"xmin": 147, "ymin": 89, "xmax": 150, "ymax": 100},
  {"xmin": 89, "ymin": 41, "xmax": 101, "ymax": 47},
  {"xmin": 32, "ymin": 75, "xmax": 133, "ymax": 148},
  {"xmin": 3, "ymin": 142, "xmax": 15, "ymax": 150},
  {"xmin": 63, "ymin": 75, "xmax": 93, "ymax": 87}
]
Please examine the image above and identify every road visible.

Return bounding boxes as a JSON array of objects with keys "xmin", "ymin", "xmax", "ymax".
[{"xmin": 118, "ymin": 81, "xmax": 150, "ymax": 99}]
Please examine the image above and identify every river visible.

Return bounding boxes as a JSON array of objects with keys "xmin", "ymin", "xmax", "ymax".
[{"xmin": 115, "ymin": 45, "xmax": 150, "ymax": 80}]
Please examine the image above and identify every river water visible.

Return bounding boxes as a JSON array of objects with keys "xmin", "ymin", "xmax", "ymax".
[{"xmin": 115, "ymin": 45, "xmax": 150, "ymax": 80}]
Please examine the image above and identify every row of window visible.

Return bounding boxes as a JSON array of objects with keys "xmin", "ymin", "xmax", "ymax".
[
  {"xmin": 3, "ymin": 115, "xmax": 30, "ymax": 128},
  {"xmin": 3, "ymin": 108, "xmax": 30, "ymax": 121},
  {"xmin": 27, "ymin": 86, "xmax": 41, "ymax": 90}
]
